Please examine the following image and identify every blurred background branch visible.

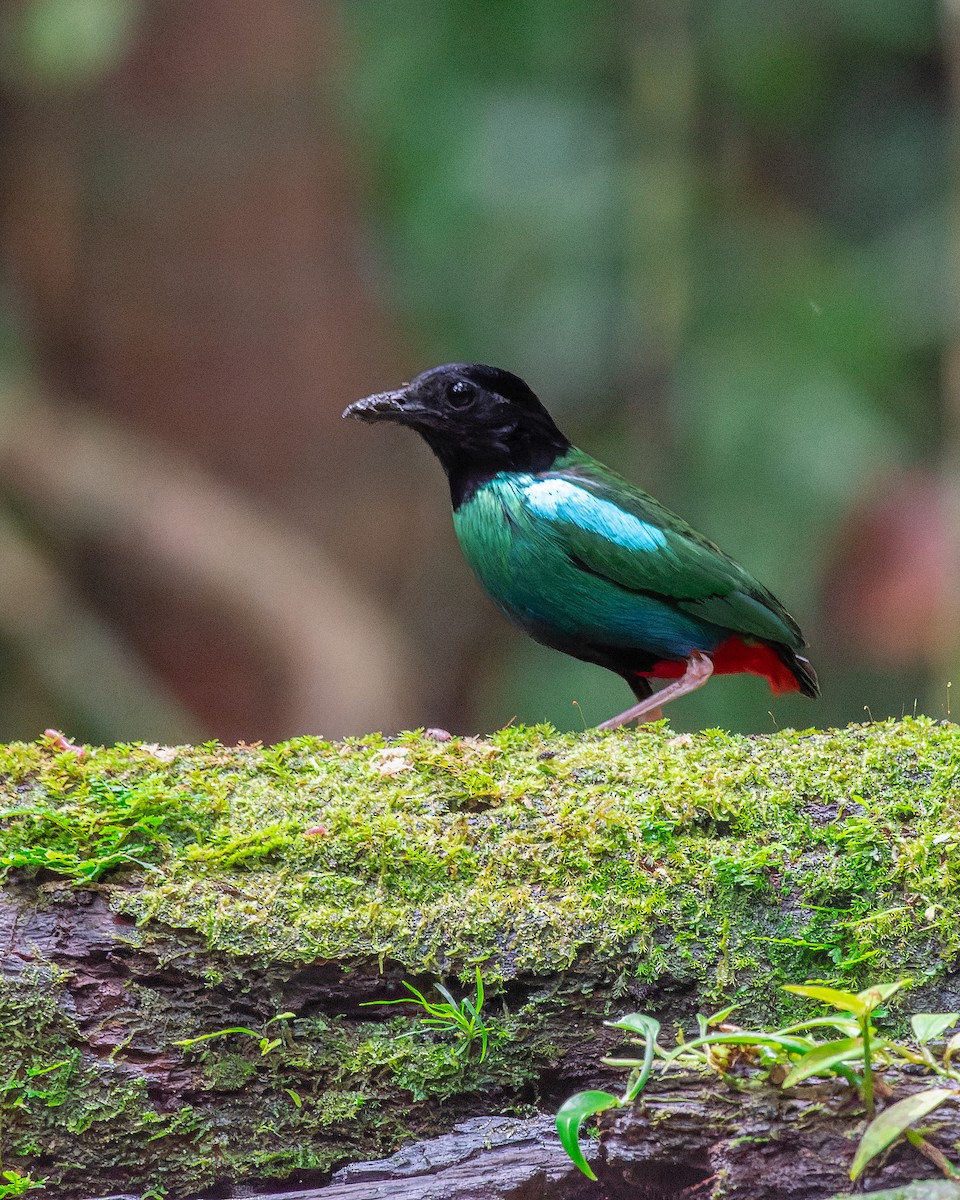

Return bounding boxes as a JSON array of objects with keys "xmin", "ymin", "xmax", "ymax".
[
  {"xmin": 0, "ymin": 387, "xmax": 415, "ymax": 739},
  {"xmin": 0, "ymin": 0, "xmax": 952, "ymax": 741},
  {"xmin": 0, "ymin": 506, "xmax": 197, "ymax": 741}
]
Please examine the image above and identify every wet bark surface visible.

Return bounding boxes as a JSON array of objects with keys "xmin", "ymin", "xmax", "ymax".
[
  {"xmin": 597, "ymin": 1069, "xmax": 959, "ymax": 1199},
  {"xmin": 1, "ymin": 878, "xmax": 619, "ymax": 1197},
  {"xmin": 80, "ymin": 1092, "xmax": 960, "ymax": 1200}
]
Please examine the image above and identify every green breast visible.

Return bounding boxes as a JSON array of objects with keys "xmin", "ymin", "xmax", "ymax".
[
  {"xmin": 453, "ymin": 478, "xmax": 522, "ymax": 605},
  {"xmin": 453, "ymin": 473, "xmax": 583, "ymax": 632}
]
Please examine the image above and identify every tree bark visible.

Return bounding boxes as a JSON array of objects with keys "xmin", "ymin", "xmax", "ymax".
[
  {"xmin": 78, "ymin": 1098, "xmax": 960, "ymax": 1200},
  {"xmin": 597, "ymin": 1069, "xmax": 959, "ymax": 1199}
]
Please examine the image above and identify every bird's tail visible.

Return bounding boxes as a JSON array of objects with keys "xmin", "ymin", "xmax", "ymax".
[{"xmin": 775, "ymin": 647, "xmax": 820, "ymax": 698}]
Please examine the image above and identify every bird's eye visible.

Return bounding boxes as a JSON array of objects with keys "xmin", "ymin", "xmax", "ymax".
[{"xmin": 448, "ymin": 380, "xmax": 476, "ymax": 409}]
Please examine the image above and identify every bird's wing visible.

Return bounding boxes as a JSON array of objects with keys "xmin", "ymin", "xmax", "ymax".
[{"xmin": 518, "ymin": 451, "xmax": 805, "ymax": 649}]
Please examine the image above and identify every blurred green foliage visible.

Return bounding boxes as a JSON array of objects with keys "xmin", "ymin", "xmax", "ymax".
[
  {"xmin": 0, "ymin": 0, "xmax": 143, "ymax": 90},
  {"xmin": 342, "ymin": 0, "xmax": 949, "ymax": 733},
  {"xmin": 342, "ymin": 0, "xmax": 629, "ymax": 406}
]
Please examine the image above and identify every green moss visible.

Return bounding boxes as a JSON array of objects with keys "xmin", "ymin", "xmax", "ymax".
[
  {"xmin": 0, "ymin": 970, "xmax": 184, "ymax": 1191},
  {"xmin": 203, "ymin": 1053, "xmax": 258, "ymax": 1091},
  {"xmin": 1, "ymin": 718, "xmax": 959, "ymax": 1195},
  {"xmin": 4, "ymin": 719, "xmax": 960, "ymax": 994}
]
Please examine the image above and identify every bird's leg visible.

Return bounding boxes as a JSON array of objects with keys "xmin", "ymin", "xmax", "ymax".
[{"xmin": 598, "ymin": 652, "xmax": 714, "ymax": 730}]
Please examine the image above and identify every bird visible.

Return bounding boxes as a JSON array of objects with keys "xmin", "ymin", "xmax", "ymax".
[{"xmin": 343, "ymin": 363, "xmax": 818, "ymax": 728}]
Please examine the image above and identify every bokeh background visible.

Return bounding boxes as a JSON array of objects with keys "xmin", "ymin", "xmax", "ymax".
[{"xmin": 0, "ymin": 0, "xmax": 954, "ymax": 744}]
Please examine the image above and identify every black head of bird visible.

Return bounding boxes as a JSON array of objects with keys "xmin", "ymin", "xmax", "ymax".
[{"xmin": 345, "ymin": 363, "xmax": 571, "ymax": 506}]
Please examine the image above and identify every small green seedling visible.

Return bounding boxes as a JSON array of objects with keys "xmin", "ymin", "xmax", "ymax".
[
  {"xmin": 783, "ymin": 983, "xmax": 959, "ymax": 1179},
  {"xmin": 174, "ymin": 1011, "xmax": 295, "ymax": 1056},
  {"xmin": 361, "ymin": 965, "xmax": 493, "ymax": 1063},
  {"xmin": 781, "ymin": 981, "xmax": 907, "ymax": 1115},
  {"xmin": 556, "ymin": 1013, "xmax": 660, "ymax": 1181},
  {"xmin": 558, "ymin": 980, "xmax": 960, "ymax": 1185},
  {"xmin": 0, "ymin": 1170, "xmax": 45, "ymax": 1198}
]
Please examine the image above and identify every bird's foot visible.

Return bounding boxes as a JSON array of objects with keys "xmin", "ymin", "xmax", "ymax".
[{"xmin": 598, "ymin": 652, "xmax": 714, "ymax": 730}]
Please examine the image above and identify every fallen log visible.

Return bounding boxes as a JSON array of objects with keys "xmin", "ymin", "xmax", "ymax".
[
  {"xmin": 2, "ymin": 718, "xmax": 959, "ymax": 1198},
  {"xmin": 77, "ymin": 1103, "xmax": 960, "ymax": 1200}
]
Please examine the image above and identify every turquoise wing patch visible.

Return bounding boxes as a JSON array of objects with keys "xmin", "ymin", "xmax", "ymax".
[{"xmin": 517, "ymin": 460, "xmax": 804, "ymax": 648}]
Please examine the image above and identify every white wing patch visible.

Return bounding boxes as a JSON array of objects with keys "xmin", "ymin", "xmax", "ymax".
[{"xmin": 521, "ymin": 477, "xmax": 667, "ymax": 552}]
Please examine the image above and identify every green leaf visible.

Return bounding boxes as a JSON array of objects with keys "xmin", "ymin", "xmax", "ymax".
[
  {"xmin": 604, "ymin": 1014, "xmax": 661, "ymax": 1103},
  {"xmin": 850, "ymin": 1088, "xmax": 956, "ymax": 1181},
  {"xmin": 856, "ymin": 980, "xmax": 908, "ymax": 1010},
  {"xmin": 400, "ymin": 982, "xmax": 431, "ymax": 1005},
  {"xmin": 25, "ymin": 1059, "xmax": 69, "ymax": 1077},
  {"xmin": 359, "ymin": 995, "xmax": 417, "ymax": 1008},
  {"xmin": 434, "ymin": 983, "xmax": 459, "ymax": 1009},
  {"xmin": 174, "ymin": 1026, "xmax": 259, "ymax": 1048},
  {"xmin": 781, "ymin": 1016, "xmax": 860, "ymax": 1037},
  {"xmin": 911, "ymin": 1013, "xmax": 960, "ymax": 1045},
  {"xmin": 781, "ymin": 1038, "xmax": 864, "ymax": 1088},
  {"xmin": 705, "ymin": 1003, "xmax": 739, "ymax": 1027},
  {"xmin": 783, "ymin": 984, "xmax": 867, "ymax": 1016},
  {"xmin": 663, "ymin": 1030, "xmax": 814, "ymax": 1067},
  {"xmin": 556, "ymin": 1090, "xmax": 618, "ymax": 1181},
  {"xmin": 606, "ymin": 1013, "xmax": 661, "ymax": 1042},
  {"xmin": 944, "ymin": 1031, "xmax": 960, "ymax": 1068}
]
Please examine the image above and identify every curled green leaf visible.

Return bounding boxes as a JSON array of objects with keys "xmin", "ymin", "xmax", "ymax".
[
  {"xmin": 556, "ymin": 1089, "xmax": 618, "ymax": 1181},
  {"xmin": 606, "ymin": 1013, "xmax": 661, "ymax": 1042},
  {"xmin": 607, "ymin": 1015, "xmax": 661, "ymax": 1103}
]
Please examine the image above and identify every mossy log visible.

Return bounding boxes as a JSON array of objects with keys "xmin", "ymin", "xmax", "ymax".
[{"xmin": 1, "ymin": 718, "xmax": 959, "ymax": 1199}]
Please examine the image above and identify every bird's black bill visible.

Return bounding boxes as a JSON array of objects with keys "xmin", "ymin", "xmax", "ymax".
[{"xmin": 342, "ymin": 389, "xmax": 409, "ymax": 422}]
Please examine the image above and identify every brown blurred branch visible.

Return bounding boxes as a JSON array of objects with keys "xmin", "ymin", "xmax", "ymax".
[
  {"xmin": 0, "ymin": 509, "xmax": 198, "ymax": 742},
  {"xmin": 0, "ymin": 388, "xmax": 417, "ymax": 738}
]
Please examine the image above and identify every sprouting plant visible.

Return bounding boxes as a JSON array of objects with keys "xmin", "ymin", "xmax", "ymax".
[
  {"xmin": 0, "ymin": 1170, "xmax": 45, "ymax": 1198},
  {"xmin": 777, "ymin": 982, "xmax": 960, "ymax": 1180},
  {"xmin": 174, "ymin": 1011, "xmax": 295, "ymax": 1056},
  {"xmin": 361, "ymin": 965, "xmax": 493, "ymax": 1063},
  {"xmin": 557, "ymin": 980, "xmax": 960, "ymax": 1185},
  {"xmin": 555, "ymin": 1013, "xmax": 661, "ymax": 1180},
  {"xmin": 779, "ymin": 980, "xmax": 908, "ymax": 1117}
]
